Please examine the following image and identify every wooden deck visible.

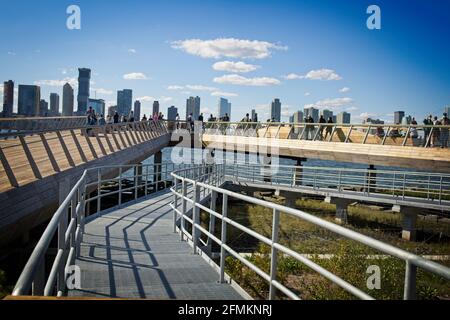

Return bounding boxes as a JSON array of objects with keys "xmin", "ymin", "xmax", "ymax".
[
  {"xmin": 203, "ymin": 134, "xmax": 450, "ymax": 172},
  {"xmin": 0, "ymin": 124, "xmax": 165, "ymax": 193},
  {"xmin": 68, "ymin": 189, "xmax": 245, "ymax": 299}
]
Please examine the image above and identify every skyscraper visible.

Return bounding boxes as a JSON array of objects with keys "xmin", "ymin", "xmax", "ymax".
[
  {"xmin": 39, "ymin": 99, "xmax": 49, "ymax": 116},
  {"xmin": 304, "ymin": 107, "xmax": 319, "ymax": 122},
  {"xmin": 218, "ymin": 98, "xmax": 231, "ymax": 118},
  {"xmin": 168, "ymin": 106, "xmax": 178, "ymax": 121},
  {"xmin": 337, "ymin": 111, "xmax": 351, "ymax": 124},
  {"xmin": 50, "ymin": 93, "xmax": 60, "ymax": 116},
  {"xmin": 18, "ymin": 85, "xmax": 40, "ymax": 116},
  {"xmin": 2, "ymin": 80, "xmax": 14, "ymax": 117},
  {"xmin": 293, "ymin": 111, "xmax": 304, "ymax": 123},
  {"xmin": 117, "ymin": 89, "xmax": 132, "ymax": 116},
  {"xmin": 134, "ymin": 100, "xmax": 141, "ymax": 120},
  {"xmin": 186, "ymin": 96, "xmax": 200, "ymax": 120},
  {"xmin": 62, "ymin": 83, "xmax": 74, "ymax": 116},
  {"xmin": 251, "ymin": 109, "xmax": 258, "ymax": 122},
  {"xmin": 394, "ymin": 111, "xmax": 405, "ymax": 124},
  {"xmin": 320, "ymin": 109, "xmax": 333, "ymax": 121},
  {"xmin": 77, "ymin": 68, "xmax": 91, "ymax": 115},
  {"xmin": 88, "ymin": 99, "xmax": 105, "ymax": 115},
  {"xmin": 152, "ymin": 101, "xmax": 160, "ymax": 115},
  {"xmin": 271, "ymin": 98, "xmax": 281, "ymax": 122}
]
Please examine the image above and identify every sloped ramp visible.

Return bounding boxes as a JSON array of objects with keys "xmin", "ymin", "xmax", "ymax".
[{"xmin": 68, "ymin": 189, "xmax": 244, "ymax": 299}]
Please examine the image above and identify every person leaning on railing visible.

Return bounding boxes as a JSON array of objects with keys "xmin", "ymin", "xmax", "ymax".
[{"xmin": 441, "ymin": 113, "xmax": 449, "ymax": 148}]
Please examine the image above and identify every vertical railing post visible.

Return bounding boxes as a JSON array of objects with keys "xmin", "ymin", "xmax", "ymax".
[
  {"xmin": 134, "ymin": 165, "xmax": 138, "ymax": 200},
  {"xmin": 57, "ymin": 208, "xmax": 68, "ymax": 294},
  {"xmin": 173, "ymin": 178, "xmax": 178, "ymax": 233},
  {"xmin": 180, "ymin": 179, "xmax": 187, "ymax": 241},
  {"xmin": 269, "ymin": 209, "xmax": 280, "ymax": 300},
  {"xmin": 118, "ymin": 167, "xmax": 122, "ymax": 206},
  {"xmin": 207, "ymin": 190, "xmax": 217, "ymax": 252},
  {"xmin": 145, "ymin": 165, "xmax": 148, "ymax": 196},
  {"xmin": 97, "ymin": 168, "xmax": 101, "ymax": 213},
  {"xmin": 220, "ymin": 193, "xmax": 228, "ymax": 283},
  {"xmin": 193, "ymin": 182, "xmax": 200, "ymax": 254},
  {"xmin": 404, "ymin": 261, "xmax": 417, "ymax": 300}
]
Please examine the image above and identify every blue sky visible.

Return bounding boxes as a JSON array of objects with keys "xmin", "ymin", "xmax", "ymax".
[{"xmin": 0, "ymin": 0, "xmax": 449, "ymax": 122}]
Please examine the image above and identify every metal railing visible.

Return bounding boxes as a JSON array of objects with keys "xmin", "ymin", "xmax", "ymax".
[
  {"xmin": 12, "ymin": 161, "xmax": 450, "ymax": 299},
  {"xmin": 225, "ymin": 163, "xmax": 450, "ymax": 209},
  {"xmin": 170, "ymin": 163, "xmax": 450, "ymax": 300},
  {"xmin": 12, "ymin": 162, "xmax": 181, "ymax": 296},
  {"xmin": 202, "ymin": 121, "xmax": 450, "ymax": 148}
]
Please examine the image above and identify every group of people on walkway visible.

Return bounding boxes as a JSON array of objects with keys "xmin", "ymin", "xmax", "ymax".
[{"xmin": 422, "ymin": 113, "xmax": 449, "ymax": 148}]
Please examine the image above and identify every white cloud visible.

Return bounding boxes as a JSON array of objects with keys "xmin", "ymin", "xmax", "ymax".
[
  {"xmin": 128, "ymin": 48, "xmax": 137, "ymax": 54},
  {"xmin": 34, "ymin": 78, "xmax": 77, "ymax": 87},
  {"xmin": 304, "ymin": 92, "xmax": 311, "ymax": 96},
  {"xmin": 171, "ymin": 38, "xmax": 287, "ymax": 59},
  {"xmin": 213, "ymin": 74, "xmax": 281, "ymax": 86},
  {"xmin": 92, "ymin": 88, "xmax": 114, "ymax": 95},
  {"xmin": 137, "ymin": 96, "xmax": 173, "ymax": 103},
  {"xmin": 123, "ymin": 72, "xmax": 148, "ymax": 80},
  {"xmin": 346, "ymin": 106, "xmax": 359, "ymax": 112},
  {"xmin": 7, "ymin": 51, "xmax": 16, "ymax": 56},
  {"xmin": 185, "ymin": 85, "xmax": 217, "ymax": 91},
  {"xmin": 212, "ymin": 61, "xmax": 259, "ymax": 73},
  {"xmin": 357, "ymin": 112, "xmax": 380, "ymax": 120},
  {"xmin": 167, "ymin": 85, "xmax": 184, "ymax": 90},
  {"xmin": 339, "ymin": 87, "xmax": 350, "ymax": 93},
  {"xmin": 181, "ymin": 91, "xmax": 192, "ymax": 95},
  {"xmin": 283, "ymin": 73, "xmax": 302, "ymax": 80},
  {"xmin": 211, "ymin": 91, "xmax": 238, "ymax": 97},
  {"xmin": 304, "ymin": 97, "xmax": 354, "ymax": 110},
  {"xmin": 304, "ymin": 69, "xmax": 342, "ymax": 81}
]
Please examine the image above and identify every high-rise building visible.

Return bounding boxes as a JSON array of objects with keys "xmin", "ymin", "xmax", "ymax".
[
  {"xmin": 271, "ymin": 98, "xmax": 281, "ymax": 122},
  {"xmin": 168, "ymin": 106, "xmax": 178, "ymax": 121},
  {"xmin": 292, "ymin": 111, "xmax": 304, "ymax": 123},
  {"xmin": 186, "ymin": 96, "xmax": 200, "ymax": 120},
  {"xmin": 218, "ymin": 98, "xmax": 231, "ymax": 119},
  {"xmin": 251, "ymin": 109, "xmax": 258, "ymax": 122},
  {"xmin": 2, "ymin": 80, "xmax": 14, "ymax": 117},
  {"xmin": 292, "ymin": 111, "xmax": 304, "ymax": 134},
  {"xmin": 88, "ymin": 99, "xmax": 105, "ymax": 115},
  {"xmin": 50, "ymin": 93, "xmax": 60, "ymax": 116},
  {"xmin": 394, "ymin": 111, "xmax": 405, "ymax": 124},
  {"xmin": 18, "ymin": 85, "xmax": 40, "ymax": 116},
  {"xmin": 62, "ymin": 83, "xmax": 74, "ymax": 116},
  {"xmin": 337, "ymin": 111, "xmax": 351, "ymax": 124},
  {"xmin": 117, "ymin": 89, "xmax": 132, "ymax": 116},
  {"xmin": 39, "ymin": 99, "xmax": 49, "ymax": 116},
  {"xmin": 320, "ymin": 109, "xmax": 333, "ymax": 121},
  {"xmin": 152, "ymin": 101, "xmax": 160, "ymax": 115},
  {"xmin": 77, "ymin": 68, "xmax": 91, "ymax": 115},
  {"xmin": 304, "ymin": 107, "xmax": 319, "ymax": 122},
  {"xmin": 134, "ymin": 100, "xmax": 141, "ymax": 120}
]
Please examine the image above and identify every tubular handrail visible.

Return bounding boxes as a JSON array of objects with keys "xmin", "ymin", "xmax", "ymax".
[
  {"xmin": 12, "ymin": 161, "xmax": 450, "ymax": 299},
  {"xmin": 11, "ymin": 162, "xmax": 184, "ymax": 296},
  {"xmin": 170, "ymin": 164, "xmax": 450, "ymax": 300},
  {"xmin": 0, "ymin": 119, "xmax": 169, "ymax": 138},
  {"xmin": 201, "ymin": 121, "xmax": 450, "ymax": 148}
]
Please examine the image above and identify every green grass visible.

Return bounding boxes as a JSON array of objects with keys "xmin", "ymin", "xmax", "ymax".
[{"xmin": 206, "ymin": 196, "xmax": 450, "ymax": 300}]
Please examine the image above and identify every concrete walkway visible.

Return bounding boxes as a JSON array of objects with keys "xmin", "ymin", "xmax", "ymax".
[{"xmin": 68, "ymin": 189, "xmax": 244, "ymax": 299}]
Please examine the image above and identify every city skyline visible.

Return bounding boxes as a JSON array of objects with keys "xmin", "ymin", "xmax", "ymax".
[{"xmin": 1, "ymin": 1, "xmax": 449, "ymax": 122}]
